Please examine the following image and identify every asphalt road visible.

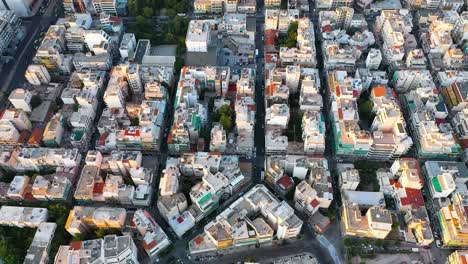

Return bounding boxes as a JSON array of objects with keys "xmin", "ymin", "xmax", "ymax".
[
  {"xmin": 253, "ymin": 0, "xmax": 266, "ymax": 184},
  {"xmin": 201, "ymin": 230, "xmax": 334, "ymax": 264}
]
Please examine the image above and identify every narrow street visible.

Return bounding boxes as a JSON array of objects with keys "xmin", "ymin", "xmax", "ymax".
[{"xmin": 253, "ymin": 0, "xmax": 266, "ymax": 184}]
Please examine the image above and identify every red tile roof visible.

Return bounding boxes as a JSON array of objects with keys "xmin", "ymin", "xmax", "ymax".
[
  {"xmin": 276, "ymin": 175, "xmax": 294, "ymax": 190},
  {"xmin": 400, "ymin": 188, "xmax": 425, "ymax": 208},
  {"xmin": 310, "ymin": 199, "xmax": 320, "ymax": 208},
  {"xmin": 27, "ymin": 128, "xmax": 44, "ymax": 146},
  {"xmin": 143, "ymin": 240, "xmax": 157, "ymax": 250},
  {"xmin": 93, "ymin": 182, "xmax": 105, "ymax": 195},
  {"xmin": 70, "ymin": 241, "xmax": 83, "ymax": 250},
  {"xmin": 194, "ymin": 236, "xmax": 204, "ymax": 245}
]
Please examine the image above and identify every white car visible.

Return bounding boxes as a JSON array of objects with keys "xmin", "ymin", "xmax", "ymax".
[{"xmin": 435, "ymin": 240, "xmax": 442, "ymax": 248}]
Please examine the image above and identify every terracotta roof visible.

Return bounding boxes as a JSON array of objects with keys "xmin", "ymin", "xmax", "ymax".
[
  {"xmin": 400, "ymin": 188, "xmax": 425, "ymax": 208},
  {"xmin": 373, "ymin": 86, "xmax": 387, "ymax": 97},
  {"xmin": 93, "ymin": 182, "xmax": 105, "ymax": 195},
  {"xmin": 310, "ymin": 198, "xmax": 320, "ymax": 208},
  {"xmin": 276, "ymin": 175, "xmax": 294, "ymax": 190}
]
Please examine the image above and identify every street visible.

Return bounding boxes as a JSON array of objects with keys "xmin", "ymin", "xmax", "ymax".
[{"xmin": 0, "ymin": 0, "xmax": 60, "ymax": 98}]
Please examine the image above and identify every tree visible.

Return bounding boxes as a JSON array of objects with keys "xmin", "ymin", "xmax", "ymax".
[
  {"xmin": 244, "ymin": 257, "xmax": 256, "ymax": 262},
  {"xmin": 130, "ymin": 117, "xmax": 140, "ymax": 126},
  {"xmin": 174, "ymin": 58, "xmax": 185, "ymax": 75},
  {"xmin": 73, "ymin": 233, "xmax": 87, "ymax": 241},
  {"xmin": 219, "ymin": 115, "xmax": 233, "ymax": 132},
  {"xmin": 375, "ymin": 240, "xmax": 384, "ymax": 247},
  {"xmin": 142, "ymin": 6, "xmax": 153, "ymax": 18},
  {"xmin": 30, "ymin": 95, "xmax": 42, "ymax": 109},
  {"xmin": 128, "ymin": 0, "xmax": 139, "ymax": 16}
]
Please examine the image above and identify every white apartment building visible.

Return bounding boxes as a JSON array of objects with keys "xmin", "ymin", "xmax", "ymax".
[
  {"xmin": 210, "ymin": 123, "xmax": 227, "ymax": 152},
  {"xmin": 1, "ymin": 108, "xmax": 32, "ymax": 131},
  {"xmin": 302, "ymin": 110, "xmax": 325, "ymax": 154},
  {"xmin": 186, "ymin": 20, "xmax": 213, "ymax": 52},
  {"xmin": 220, "ymin": 13, "xmax": 246, "ymax": 34},
  {"xmin": 366, "ymin": 49, "xmax": 382, "ymax": 70},
  {"xmin": 120, "ymin": 33, "xmax": 136, "ymax": 60},
  {"xmin": 338, "ymin": 164, "xmax": 360, "ymax": 191},
  {"xmin": 8, "ymin": 88, "xmax": 32, "ymax": 112},
  {"xmin": 0, "ymin": 10, "xmax": 18, "ymax": 55},
  {"xmin": 0, "ymin": 206, "xmax": 48, "ymax": 227},
  {"xmin": 131, "ymin": 209, "xmax": 171, "ymax": 258},
  {"xmin": 25, "ymin": 64, "xmax": 51, "ymax": 85},
  {"xmin": 0, "ymin": 0, "xmax": 38, "ymax": 17},
  {"xmin": 294, "ymin": 181, "xmax": 321, "ymax": 216},
  {"xmin": 55, "ymin": 235, "xmax": 139, "ymax": 263},
  {"xmin": 266, "ymin": 104, "xmax": 289, "ymax": 129},
  {"xmin": 92, "ymin": 0, "xmax": 117, "ymax": 14},
  {"xmin": 159, "ymin": 165, "xmax": 180, "ymax": 196}
]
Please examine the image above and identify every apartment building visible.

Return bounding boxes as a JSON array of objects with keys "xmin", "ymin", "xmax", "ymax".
[
  {"xmin": 403, "ymin": 207, "xmax": 434, "ymax": 246},
  {"xmin": 25, "ymin": 64, "xmax": 51, "ymax": 85},
  {"xmin": 299, "ymin": 75, "xmax": 323, "ymax": 111},
  {"xmin": 452, "ymin": 109, "xmax": 468, "ymax": 148},
  {"xmin": 403, "ymin": 87, "xmax": 461, "ymax": 159},
  {"xmin": 220, "ymin": 13, "xmax": 246, "ymax": 34},
  {"xmin": 131, "ymin": 209, "xmax": 171, "ymax": 258},
  {"xmin": 92, "ymin": 0, "xmax": 118, "ymax": 15},
  {"xmin": 55, "ymin": 235, "xmax": 139, "ymax": 263},
  {"xmin": 438, "ymin": 193, "xmax": 468, "ymax": 247},
  {"xmin": 1, "ymin": 108, "xmax": 32, "ymax": 131},
  {"xmin": 8, "ymin": 88, "xmax": 32, "ymax": 112},
  {"xmin": 186, "ymin": 20, "xmax": 214, "ymax": 52},
  {"xmin": 65, "ymin": 206, "xmax": 127, "ymax": 236},
  {"xmin": 302, "ymin": 110, "xmax": 326, "ymax": 154},
  {"xmin": 342, "ymin": 202, "xmax": 392, "ymax": 239},
  {"xmin": 0, "ymin": 206, "xmax": 48, "ymax": 227},
  {"xmin": 424, "ymin": 161, "xmax": 468, "ymax": 199},
  {"xmin": 441, "ymin": 78, "xmax": 468, "ymax": 112},
  {"xmin": 338, "ymin": 164, "xmax": 360, "ymax": 191},
  {"xmin": 392, "ymin": 70, "xmax": 435, "ymax": 92},
  {"xmin": 366, "ymin": 49, "xmax": 382, "ymax": 70},
  {"xmin": 0, "ymin": 147, "xmax": 81, "ymax": 173},
  {"xmin": 280, "ymin": 18, "xmax": 317, "ymax": 68},
  {"xmin": 210, "ymin": 123, "xmax": 227, "ymax": 152},
  {"xmin": 0, "ymin": 0, "xmax": 40, "ymax": 17},
  {"xmin": 168, "ymin": 66, "xmax": 229, "ymax": 153},
  {"xmin": 159, "ymin": 165, "xmax": 180, "ymax": 196},
  {"xmin": 322, "ymin": 40, "xmax": 359, "ymax": 71},
  {"xmin": 23, "ymin": 222, "xmax": 57, "ymax": 264},
  {"xmin": 377, "ymin": 11, "xmax": 412, "ymax": 67},
  {"xmin": 189, "ymin": 185, "xmax": 302, "ymax": 255},
  {"xmin": 294, "ymin": 181, "xmax": 323, "ymax": 216},
  {"xmin": 447, "ymin": 250, "xmax": 468, "ymax": 264},
  {"xmin": 194, "ymin": 0, "xmax": 223, "ymax": 14},
  {"xmin": 119, "ymin": 33, "xmax": 137, "ymax": 60}
]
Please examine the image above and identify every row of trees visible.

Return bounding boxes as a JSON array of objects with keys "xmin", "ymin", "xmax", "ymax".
[{"xmin": 128, "ymin": 0, "xmax": 190, "ymax": 17}]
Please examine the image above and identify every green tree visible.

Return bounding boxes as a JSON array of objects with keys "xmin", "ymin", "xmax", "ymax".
[
  {"xmin": 142, "ymin": 6, "xmax": 153, "ymax": 18},
  {"xmin": 244, "ymin": 257, "xmax": 256, "ymax": 262},
  {"xmin": 128, "ymin": 0, "xmax": 139, "ymax": 16},
  {"xmin": 375, "ymin": 240, "xmax": 384, "ymax": 247},
  {"xmin": 219, "ymin": 115, "xmax": 233, "ymax": 132},
  {"xmin": 166, "ymin": 8, "xmax": 177, "ymax": 17},
  {"xmin": 130, "ymin": 117, "xmax": 140, "ymax": 126},
  {"xmin": 174, "ymin": 58, "xmax": 185, "ymax": 75}
]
